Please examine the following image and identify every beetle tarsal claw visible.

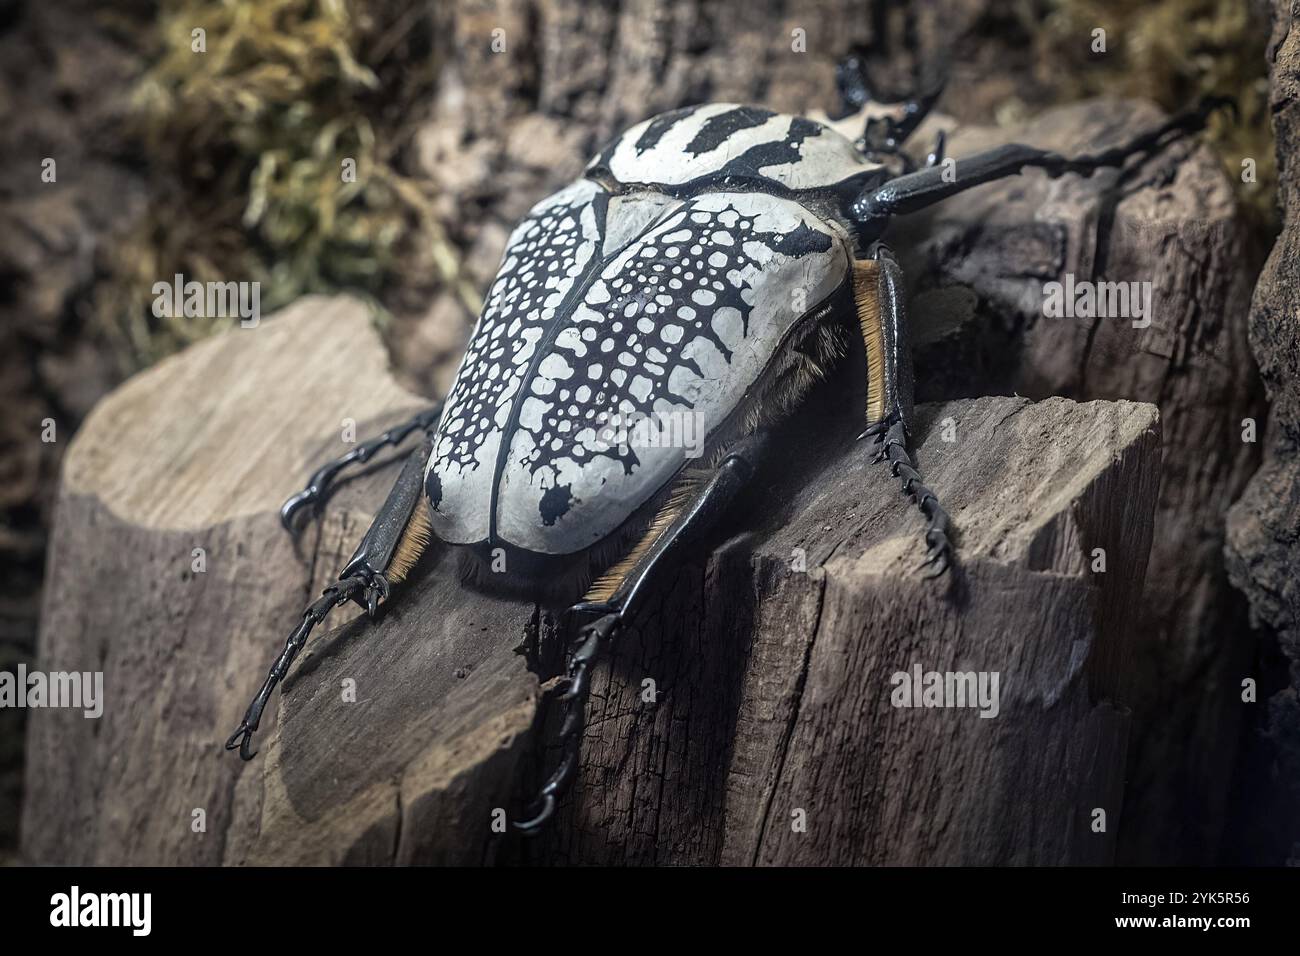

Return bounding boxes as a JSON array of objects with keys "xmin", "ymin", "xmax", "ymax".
[
  {"xmin": 224, "ymin": 724, "xmax": 257, "ymax": 761},
  {"xmin": 279, "ymin": 488, "xmax": 320, "ymax": 532},
  {"xmin": 512, "ymin": 794, "xmax": 557, "ymax": 835},
  {"xmin": 361, "ymin": 576, "xmax": 389, "ymax": 619}
]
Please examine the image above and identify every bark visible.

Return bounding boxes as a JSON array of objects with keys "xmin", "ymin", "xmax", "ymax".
[{"xmin": 1224, "ymin": 0, "xmax": 1300, "ymax": 866}]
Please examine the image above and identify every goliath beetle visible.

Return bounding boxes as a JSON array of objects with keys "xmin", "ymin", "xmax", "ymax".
[{"xmin": 225, "ymin": 56, "xmax": 1223, "ymax": 833}]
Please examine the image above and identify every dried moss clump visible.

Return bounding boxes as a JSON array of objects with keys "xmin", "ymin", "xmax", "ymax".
[{"xmin": 97, "ymin": 0, "xmax": 478, "ymax": 370}]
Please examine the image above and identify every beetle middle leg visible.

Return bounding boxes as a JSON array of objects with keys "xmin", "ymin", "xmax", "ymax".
[
  {"xmin": 280, "ymin": 403, "xmax": 443, "ymax": 531},
  {"xmin": 854, "ymin": 243, "xmax": 953, "ymax": 577},
  {"xmin": 226, "ymin": 438, "xmax": 435, "ymax": 759},
  {"xmin": 512, "ymin": 436, "xmax": 765, "ymax": 833}
]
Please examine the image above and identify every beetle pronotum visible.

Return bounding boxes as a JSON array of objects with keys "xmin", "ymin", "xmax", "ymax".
[{"xmin": 226, "ymin": 55, "xmax": 1224, "ymax": 833}]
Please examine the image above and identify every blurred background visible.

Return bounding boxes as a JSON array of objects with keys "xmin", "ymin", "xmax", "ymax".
[{"xmin": 0, "ymin": 0, "xmax": 1291, "ymax": 865}]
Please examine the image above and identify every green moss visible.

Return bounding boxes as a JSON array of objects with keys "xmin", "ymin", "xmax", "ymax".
[{"xmin": 97, "ymin": 0, "xmax": 478, "ymax": 370}]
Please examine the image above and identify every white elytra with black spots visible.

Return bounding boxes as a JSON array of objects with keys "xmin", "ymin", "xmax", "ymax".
[
  {"xmin": 427, "ymin": 179, "xmax": 603, "ymax": 545},
  {"xmin": 426, "ymin": 104, "xmax": 867, "ymax": 556}
]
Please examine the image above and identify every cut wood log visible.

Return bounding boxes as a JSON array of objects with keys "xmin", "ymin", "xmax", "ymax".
[
  {"xmin": 21, "ymin": 297, "xmax": 538, "ymax": 866},
  {"xmin": 22, "ymin": 296, "xmax": 1160, "ymax": 865},
  {"xmin": 525, "ymin": 375, "xmax": 1160, "ymax": 865},
  {"xmin": 891, "ymin": 99, "xmax": 1263, "ymax": 865}
]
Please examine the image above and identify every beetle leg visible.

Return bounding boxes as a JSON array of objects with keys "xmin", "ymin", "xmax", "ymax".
[
  {"xmin": 280, "ymin": 403, "xmax": 443, "ymax": 532},
  {"xmin": 859, "ymin": 416, "xmax": 953, "ymax": 577},
  {"xmin": 224, "ymin": 577, "xmax": 378, "ymax": 760},
  {"xmin": 835, "ymin": 51, "xmax": 945, "ymax": 156},
  {"xmin": 925, "ymin": 129, "xmax": 946, "ymax": 168},
  {"xmin": 854, "ymin": 243, "xmax": 952, "ymax": 577},
  {"xmin": 850, "ymin": 95, "xmax": 1229, "ymax": 225},
  {"xmin": 512, "ymin": 609, "xmax": 619, "ymax": 833},
  {"xmin": 226, "ymin": 441, "xmax": 434, "ymax": 761},
  {"xmin": 513, "ymin": 439, "xmax": 765, "ymax": 834}
]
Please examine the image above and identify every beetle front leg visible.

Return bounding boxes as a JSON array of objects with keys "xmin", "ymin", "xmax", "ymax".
[
  {"xmin": 280, "ymin": 403, "xmax": 443, "ymax": 532},
  {"xmin": 853, "ymin": 243, "xmax": 953, "ymax": 577},
  {"xmin": 513, "ymin": 439, "xmax": 764, "ymax": 833},
  {"xmin": 850, "ymin": 95, "xmax": 1228, "ymax": 225},
  {"xmin": 226, "ymin": 440, "xmax": 435, "ymax": 760}
]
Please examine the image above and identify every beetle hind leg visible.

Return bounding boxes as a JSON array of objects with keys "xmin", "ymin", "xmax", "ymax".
[
  {"xmin": 513, "ymin": 439, "xmax": 765, "ymax": 834},
  {"xmin": 511, "ymin": 608, "xmax": 618, "ymax": 833},
  {"xmin": 280, "ymin": 403, "xmax": 443, "ymax": 531}
]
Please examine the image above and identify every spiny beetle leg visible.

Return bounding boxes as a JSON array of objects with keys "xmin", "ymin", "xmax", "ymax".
[
  {"xmin": 861, "ymin": 415, "xmax": 954, "ymax": 578},
  {"xmin": 513, "ymin": 439, "xmax": 766, "ymax": 835},
  {"xmin": 232, "ymin": 444, "xmax": 432, "ymax": 762},
  {"xmin": 513, "ymin": 611, "xmax": 621, "ymax": 835},
  {"xmin": 280, "ymin": 404, "xmax": 442, "ymax": 532}
]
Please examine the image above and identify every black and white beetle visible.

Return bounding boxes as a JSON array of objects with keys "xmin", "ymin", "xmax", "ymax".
[{"xmin": 226, "ymin": 57, "xmax": 1223, "ymax": 833}]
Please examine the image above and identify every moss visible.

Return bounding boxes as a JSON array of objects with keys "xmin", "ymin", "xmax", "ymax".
[{"xmin": 96, "ymin": 0, "xmax": 479, "ymax": 371}]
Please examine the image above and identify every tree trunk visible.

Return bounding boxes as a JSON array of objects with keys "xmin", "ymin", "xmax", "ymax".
[{"xmin": 1224, "ymin": 0, "xmax": 1300, "ymax": 866}]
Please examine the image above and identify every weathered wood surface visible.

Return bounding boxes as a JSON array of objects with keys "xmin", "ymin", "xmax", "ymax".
[
  {"xmin": 1225, "ymin": 0, "xmax": 1300, "ymax": 865},
  {"xmin": 889, "ymin": 99, "xmax": 1263, "ymax": 865},
  {"xmin": 23, "ymin": 296, "xmax": 1160, "ymax": 865}
]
